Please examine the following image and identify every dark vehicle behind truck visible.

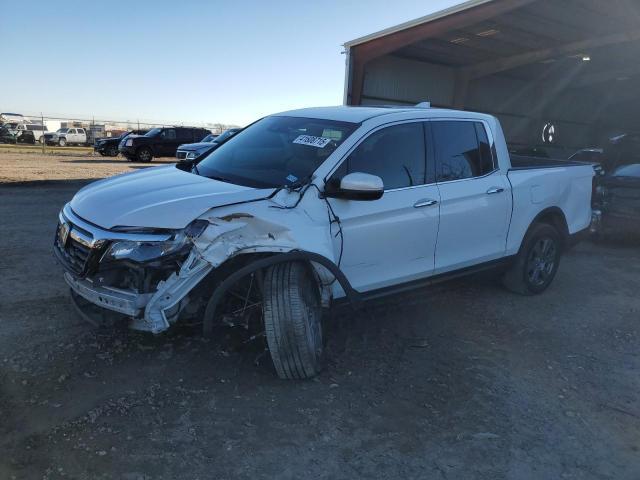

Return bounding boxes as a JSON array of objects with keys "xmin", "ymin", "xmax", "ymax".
[
  {"xmin": 176, "ymin": 128, "xmax": 240, "ymax": 162},
  {"xmin": 589, "ymin": 135, "xmax": 640, "ymax": 239},
  {"xmin": 119, "ymin": 126, "xmax": 210, "ymax": 162},
  {"xmin": 94, "ymin": 130, "xmax": 148, "ymax": 157}
]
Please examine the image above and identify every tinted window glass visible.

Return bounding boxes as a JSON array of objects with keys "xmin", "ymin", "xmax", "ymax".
[
  {"xmin": 475, "ymin": 122, "xmax": 494, "ymax": 174},
  {"xmin": 433, "ymin": 121, "xmax": 486, "ymax": 181},
  {"xmin": 163, "ymin": 129, "xmax": 176, "ymax": 140},
  {"xmin": 342, "ymin": 123, "xmax": 426, "ymax": 190},
  {"xmin": 175, "ymin": 128, "xmax": 191, "ymax": 141},
  {"xmin": 194, "ymin": 130, "xmax": 208, "ymax": 142},
  {"xmin": 613, "ymin": 164, "xmax": 640, "ymax": 178}
]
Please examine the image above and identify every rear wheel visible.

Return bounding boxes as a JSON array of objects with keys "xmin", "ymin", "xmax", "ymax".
[
  {"xmin": 502, "ymin": 223, "xmax": 562, "ymax": 295},
  {"xmin": 137, "ymin": 147, "xmax": 152, "ymax": 162},
  {"xmin": 263, "ymin": 261, "xmax": 323, "ymax": 380}
]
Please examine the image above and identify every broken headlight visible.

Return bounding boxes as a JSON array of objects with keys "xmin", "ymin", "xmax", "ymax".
[{"xmin": 101, "ymin": 220, "xmax": 209, "ymax": 263}]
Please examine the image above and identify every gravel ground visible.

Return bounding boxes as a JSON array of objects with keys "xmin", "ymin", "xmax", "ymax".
[
  {"xmin": 1, "ymin": 153, "xmax": 639, "ymax": 479},
  {"xmin": 0, "ymin": 151, "xmax": 173, "ymax": 184}
]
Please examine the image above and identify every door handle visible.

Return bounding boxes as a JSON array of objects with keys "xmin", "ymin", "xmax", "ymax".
[
  {"xmin": 486, "ymin": 187, "xmax": 505, "ymax": 195},
  {"xmin": 414, "ymin": 199, "xmax": 438, "ymax": 208}
]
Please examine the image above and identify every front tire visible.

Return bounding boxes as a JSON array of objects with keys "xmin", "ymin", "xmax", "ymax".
[
  {"xmin": 137, "ymin": 147, "xmax": 152, "ymax": 162},
  {"xmin": 263, "ymin": 262, "xmax": 323, "ymax": 380},
  {"xmin": 502, "ymin": 223, "xmax": 562, "ymax": 295},
  {"xmin": 58, "ymin": 138, "xmax": 66, "ymax": 147},
  {"xmin": 107, "ymin": 145, "xmax": 118, "ymax": 157}
]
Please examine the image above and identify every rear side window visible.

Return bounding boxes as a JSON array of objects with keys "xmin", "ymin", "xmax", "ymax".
[
  {"xmin": 433, "ymin": 121, "xmax": 495, "ymax": 182},
  {"xmin": 163, "ymin": 129, "xmax": 176, "ymax": 140},
  {"xmin": 340, "ymin": 122, "xmax": 426, "ymax": 190}
]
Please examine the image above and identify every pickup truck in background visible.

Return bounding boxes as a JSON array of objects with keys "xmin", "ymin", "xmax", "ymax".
[
  {"xmin": 44, "ymin": 128, "xmax": 88, "ymax": 146},
  {"xmin": 53, "ymin": 106, "xmax": 594, "ymax": 380}
]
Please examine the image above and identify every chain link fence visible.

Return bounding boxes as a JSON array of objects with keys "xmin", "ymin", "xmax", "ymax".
[{"xmin": 0, "ymin": 111, "xmax": 238, "ymax": 147}]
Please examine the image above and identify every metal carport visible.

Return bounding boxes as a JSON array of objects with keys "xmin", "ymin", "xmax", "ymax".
[{"xmin": 343, "ymin": 0, "xmax": 640, "ymax": 155}]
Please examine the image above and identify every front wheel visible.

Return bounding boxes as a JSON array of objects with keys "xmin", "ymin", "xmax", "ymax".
[
  {"xmin": 136, "ymin": 147, "xmax": 152, "ymax": 162},
  {"xmin": 502, "ymin": 223, "xmax": 562, "ymax": 295},
  {"xmin": 107, "ymin": 145, "xmax": 118, "ymax": 157},
  {"xmin": 58, "ymin": 138, "xmax": 66, "ymax": 147},
  {"xmin": 263, "ymin": 262, "xmax": 323, "ymax": 380}
]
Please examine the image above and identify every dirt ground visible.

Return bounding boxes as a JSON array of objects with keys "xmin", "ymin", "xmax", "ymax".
[
  {"xmin": 1, "ymin": 152, "xmax": 639, "ymax": 479},
  {"xmin": 0, "ymin": 150, "xmax": 174, "ymax": 184}
]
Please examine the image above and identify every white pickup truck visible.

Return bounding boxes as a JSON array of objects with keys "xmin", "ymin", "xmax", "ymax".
[
  {"xmin": 54, "ymin": 106, "xmax": 594, "ymax": 379},
  {"xmin": 44, "ymin": 127, "xmax": 88, "ymax": 146}
]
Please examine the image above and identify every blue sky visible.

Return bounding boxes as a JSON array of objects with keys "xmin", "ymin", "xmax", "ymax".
[{"xmin": 0, "ymin": 0, "xmax": 460, "ymax": 126}]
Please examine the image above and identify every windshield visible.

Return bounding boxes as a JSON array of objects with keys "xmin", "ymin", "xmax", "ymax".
[
  {"xmin": 195, "ymin": 117, "xmax": 358, "ymax": 188},
  {"xmin": 213, "ymin": 129, "xmax": 239, "ymax": 144},
  {"xmin": 201, "ymin": 133, "xmax": 218, "ymax": 143},
  {"xmin": 144, "ymin": 128, "xmax": 162, "ymax": 137},
  {"xmin": 57, "ymin": 128, "xmax": 69, "ymax": 133}
]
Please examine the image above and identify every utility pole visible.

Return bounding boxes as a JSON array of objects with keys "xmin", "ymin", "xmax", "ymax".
[{"xmin": 41, "ymin": 112, "xmax": 45, "ymax": 154}]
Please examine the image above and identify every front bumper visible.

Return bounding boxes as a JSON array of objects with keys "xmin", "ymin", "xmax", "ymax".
[
  {"xmin": 118, "ymin": 145, "xmax": 136, "ymax": 157},
  {"xmin": 64, "ymin": 271, "xmax": 152, "ymax": 316}
]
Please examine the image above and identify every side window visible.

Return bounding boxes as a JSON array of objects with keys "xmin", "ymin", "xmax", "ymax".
[
  {"xmin": 77, "ymin": 128, "xmax": 85, "ymax": 134},
  {"xmin": 163, "ymin": 129, "xmax": 176, "ymax": 140},
  {"xmin": 340, "ymin": 123, "xmax": 426, "ymax": 190},
  {"xmin": 68, "ymin": 129, "xmax": 76, "ymax": 134},
  {"xmin": 475, "ymin": 122, "xmax": 495, "ymax": 174},
  {"xmin": 433, "ymin": 121, "xmax": 493, "ymax": 182}
]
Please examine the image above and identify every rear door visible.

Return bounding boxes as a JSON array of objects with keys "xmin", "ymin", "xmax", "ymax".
[
  {"xmin": 326, "ymin": 121, "xmax": 440, "ymax": 292},
  {"xmin": 431, "ymin": 120, "xmax": 510, "ymax": 273},
  {"xmin": 157, "ymin": 128, "xmax": 178, "ymax": 156}
]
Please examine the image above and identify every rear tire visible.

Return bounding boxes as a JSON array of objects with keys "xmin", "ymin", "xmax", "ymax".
[
  {"xmin": 502, "ymin": 223, "xmax": 562, "ymax": 295},
  {"xmin": 263, "ymin": 261, "xmax": 323, "ymax": 380}
]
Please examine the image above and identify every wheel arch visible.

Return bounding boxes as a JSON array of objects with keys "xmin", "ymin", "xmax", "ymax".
[
  {"xmin": 200, "ymin": 250, "xmax": 361, "ymax": 336},
  {"xmin": 524, "ymin": 206, "xmax": 570, "ymax": 251}
]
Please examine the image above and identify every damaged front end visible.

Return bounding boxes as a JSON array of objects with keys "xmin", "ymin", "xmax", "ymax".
[
  {"xmin": 54, "ymin": 204, "xmax": 215, "ymax": 333},
  {"xmin": 54, "ymin": 200, "xmax": 340, "ymax": 335}
]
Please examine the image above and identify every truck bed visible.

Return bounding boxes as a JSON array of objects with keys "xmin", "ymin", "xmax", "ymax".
[{"xmin": 509, "ymin": 154, "xmax": 586, "ymax": 170}]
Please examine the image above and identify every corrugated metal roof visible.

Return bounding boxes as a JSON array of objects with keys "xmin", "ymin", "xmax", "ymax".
[{"xmin": 343, "ymin": 0, "xmax": 494, "ymax": 48}]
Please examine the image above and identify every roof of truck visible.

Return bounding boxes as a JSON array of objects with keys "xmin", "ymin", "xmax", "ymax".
[{"xmin": 276, "ymin": 105, "xmax": 495, "ymax": 124}]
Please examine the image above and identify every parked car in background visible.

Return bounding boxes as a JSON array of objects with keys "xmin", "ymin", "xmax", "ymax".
[
  {"xmin": 176, "ymin": 128, "xmax": 240, "ymax": 162},
  {"xmin": 592, "ymin": 163, "xmax": 640, "ymax": 239},
  {"xmin": 94, "ymin": 130, "xmax": 149, "ymax": 157},
  {"xmin": 13, "ymin": 122, "xmax": 49, "ymax": 143},
  {"xmin": 0, "ymin": 125, "xmax": 35, "ymax": 144},
  {"xmin": 44, "ymin": 128, "xmax": 88, "ymax": 146},
  {"xmin": 589, "ymin": 134, "xmax": 640, "ymax": 239},
  {"xmin": 119, "ymin": 126, "xmax": 210, "ymax": 162},
  {"xmin": 54, "ymin": 106, "xmax": 594, "ymax": 380}
]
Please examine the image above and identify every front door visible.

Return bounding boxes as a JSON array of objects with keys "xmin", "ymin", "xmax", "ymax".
[
  {"xmin": 430, "ymin": 120, "xmax": 510, "ymax": 273},
  {"xmin": 326, "ymin": 121, "xmax": 440, "ymax": 292}
]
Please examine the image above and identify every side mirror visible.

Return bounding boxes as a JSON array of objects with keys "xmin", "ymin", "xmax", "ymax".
[{"xmin": 326, "ymin": 172, "xmax": 384, "ymax": 201}]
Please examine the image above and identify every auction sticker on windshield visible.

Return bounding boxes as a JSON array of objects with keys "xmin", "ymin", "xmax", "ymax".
[{"xmin": 293, "ymin": 135, "xmax": 332, "ymax": 148}]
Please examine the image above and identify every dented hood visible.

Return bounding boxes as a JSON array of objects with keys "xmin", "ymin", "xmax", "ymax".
[{"xmin": 70, "ymin": 165, "xmax": 275, "ymax": 230}]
